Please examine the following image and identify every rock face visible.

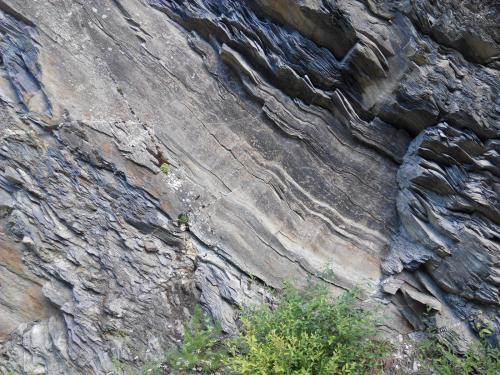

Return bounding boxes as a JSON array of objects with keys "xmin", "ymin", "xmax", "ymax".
[{"xmin": 0, "ymin": 0, "xmax": 498, "ymax": 373}]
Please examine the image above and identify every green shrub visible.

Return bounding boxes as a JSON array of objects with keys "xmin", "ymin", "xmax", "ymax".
[
  {"xmin": 227, "ymin": 284, "xmax": 390, "ymax": 374},
  {"xmin": 160, "ymin": 163, "xmax": 170, "ymax": 175},
  {"xmin": 166, "ymin": 306, "xmax": 227, "ymax": 373},
  {"xmin": 167, "ymin": 284, "xmax": 390, "ymax": 374},
  {"xmin": 417, "ymin": 333, "xmax": 500, "ymax": 375},
  {"xmin": 124, "ymin": 281, "xmax": 500, "ymax": 375}
]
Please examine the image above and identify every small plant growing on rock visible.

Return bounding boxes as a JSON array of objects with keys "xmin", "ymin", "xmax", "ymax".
[
  {"xmin": 160, "ymin": 162, "xmax": 170, "ymax": 175},
  {"xmin": 166, "ymin": 306, "xmax": 226, "ymax": 373},
  {"xmin": 178, "ymin": 213, "xmax": 189, "ymax": 226},
  {"xmin": 417, "ymin": 331, "xmax": 500, "ymax": 375}
]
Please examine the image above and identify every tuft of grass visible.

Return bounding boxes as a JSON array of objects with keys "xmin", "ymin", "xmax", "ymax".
[
  {"xmin": 178, "ymin": 213, "xmax": 189, "ymax": 226},
  {"xmin": 159, "ymin": 163, "xmax": 170, "ymax": 175}
]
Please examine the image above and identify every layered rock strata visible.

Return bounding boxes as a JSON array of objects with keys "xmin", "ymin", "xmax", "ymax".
[{"xmin": 0, "ymin": 0, "xmax": 498, "ymax": 373}]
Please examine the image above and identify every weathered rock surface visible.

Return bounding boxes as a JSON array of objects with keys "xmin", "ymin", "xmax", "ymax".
[{"xmin": 0, "ymin": 0, "xmax": 497, "ymax": 373}]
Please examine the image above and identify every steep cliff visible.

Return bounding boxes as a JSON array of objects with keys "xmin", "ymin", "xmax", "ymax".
[{"xmin": 0, "ymin": 0, "xmax": 498, "ymax": 373}]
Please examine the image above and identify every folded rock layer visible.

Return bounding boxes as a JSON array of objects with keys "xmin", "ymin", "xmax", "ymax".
[{"xmin": 0, "ymin": 0, "xmax": 498, "ymax": 373}]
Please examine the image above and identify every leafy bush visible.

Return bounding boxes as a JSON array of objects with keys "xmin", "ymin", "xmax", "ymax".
[
  {"xmin": 166, "ymin": 306, "xmax": 227, "ymax": 374},
  {"xmin": 227, "ymin": 284, "xmax": 390, "ymax": 374},
  {"xmin": 119, "ymin": 282, "xmax": 500, "ymax": 374},
  {"xmin": 417, "ymin": 333, "xmax": 500, "ymax": 375},
  {"xmin": 167, "ymin": 284, "xmax": 390, "ymax": 374}
]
